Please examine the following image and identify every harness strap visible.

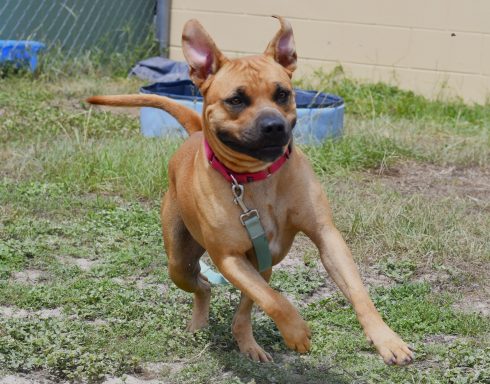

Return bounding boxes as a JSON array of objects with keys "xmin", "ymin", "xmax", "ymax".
[{"xmin": 242, "ymin": 214, "xmax": 272, "ymax": 272}]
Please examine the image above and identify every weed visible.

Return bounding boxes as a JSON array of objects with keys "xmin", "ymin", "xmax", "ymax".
[
  {"xmin": 377, "ymin": 257, "xmax": 416, "ymax": 282},
  {"xmin": 271, "ymin": 266, "xmax": 325, "ymax": 298},
  {"xmin": 0, "ymin": 317, "xmax": 140, "ymax": 381}
]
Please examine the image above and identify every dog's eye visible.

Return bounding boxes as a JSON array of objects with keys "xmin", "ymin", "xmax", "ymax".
[
  {"xmin": 229, "ymin": 97, "xmax": 242, "ymax": 105},
  {"xmin": 275, "ymin": 89, "xmax": 290, "ymax": 104},
  {"xmin": 225, "ymin": 96, "xmax": 245, "ymax": 107},
  {"xmin": 224, "ymin": 89, "xmax": 250, "ymax": 109}
]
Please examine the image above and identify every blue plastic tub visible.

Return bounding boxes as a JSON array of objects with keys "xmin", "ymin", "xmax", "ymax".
[
  {"xmin": 0, "ymin": 40, "xmax": 46, "ymax": 71},
  {"xmin": 139, "ymin": 80, "xmax": 344, "ymax": 145}
]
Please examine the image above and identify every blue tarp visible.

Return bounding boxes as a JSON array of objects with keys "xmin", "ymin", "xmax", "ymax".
[{"xmin": 130, "ymin": 57, "xmax": 191, "ymax": 83}]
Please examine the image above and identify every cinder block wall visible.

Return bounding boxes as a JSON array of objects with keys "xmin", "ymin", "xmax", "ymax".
[{"xmin": 169, "ymin": 0, "xmax": 490, "ymax": 104}]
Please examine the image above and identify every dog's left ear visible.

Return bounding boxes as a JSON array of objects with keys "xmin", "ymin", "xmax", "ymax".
[{"xmin": 264, "ymin": 16, "xmax": 297, "ymax": 75}]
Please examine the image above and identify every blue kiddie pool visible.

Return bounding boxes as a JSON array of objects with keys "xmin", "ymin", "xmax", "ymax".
[
  {"xmin": 0, "ymin": 40, "xmax": 46, "ymax": 71},
  {"xmin": 139, "ymin": 80, "xmax": 344, "ymax": 145}
]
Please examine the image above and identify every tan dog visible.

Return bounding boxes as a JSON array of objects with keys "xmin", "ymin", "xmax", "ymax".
[{"xmin": 87, "ymin": 17, "xmax": 413, "ymax": 365}]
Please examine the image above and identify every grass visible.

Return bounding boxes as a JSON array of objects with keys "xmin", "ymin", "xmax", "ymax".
[
  {"xmin": 1, "ymin": 68, "xmax": 489, "ymax": 383},
  {"xmin": 299, "ymin": 67, "xmax": 490, "ymax": 168}
]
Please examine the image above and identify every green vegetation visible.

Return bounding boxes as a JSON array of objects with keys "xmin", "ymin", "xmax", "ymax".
[{"xmin": 1, "ymin": 68, "xmax": 489, "ymax": 383}]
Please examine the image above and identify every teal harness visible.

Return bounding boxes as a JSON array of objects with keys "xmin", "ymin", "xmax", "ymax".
[{"xmin": 230, "ymin": 176, "xmax": 272, "ymax": 273}]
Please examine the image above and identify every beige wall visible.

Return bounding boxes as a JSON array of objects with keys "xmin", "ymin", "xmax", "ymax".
[{"xmin": 169, "ymin": 0, "xmax": 490, "ymax": 104}]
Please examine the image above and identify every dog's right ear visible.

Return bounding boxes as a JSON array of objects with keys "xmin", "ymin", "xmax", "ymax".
[{"xmin": 182, "ymin": 19, "xmax": 228, "ymax": 89}]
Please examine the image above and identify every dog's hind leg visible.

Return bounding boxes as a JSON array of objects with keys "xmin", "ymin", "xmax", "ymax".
[
  {"xmin": 161, "ymin": 194, "xmax": 211, "ymax": 332},
  {"xmin": 232, "ymin": 269, "xmax": 273, "ymax": 362}
]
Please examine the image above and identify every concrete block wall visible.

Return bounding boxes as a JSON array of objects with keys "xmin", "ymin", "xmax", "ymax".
[{"xmin": 168, "ymin": 0, "xmax": 490, "ymax": 104}]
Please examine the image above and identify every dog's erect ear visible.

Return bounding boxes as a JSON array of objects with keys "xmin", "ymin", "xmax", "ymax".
[
  {"xmin": 182, "ymin": 19, "xmax": 228, "ymax": 88},
  {"xmin": 264, "ymin": 16, "xmax": 297, "ymax": 74}
]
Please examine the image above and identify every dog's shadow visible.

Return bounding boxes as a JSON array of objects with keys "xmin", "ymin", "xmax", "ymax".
[{"xmin": 208, "ymin": 348, "xmax": 355, "ymax": 384}]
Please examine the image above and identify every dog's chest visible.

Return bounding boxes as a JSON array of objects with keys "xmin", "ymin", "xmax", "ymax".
[{"xmin": 268, "ymin": 235, "xmax": 290, "ymax": 265}]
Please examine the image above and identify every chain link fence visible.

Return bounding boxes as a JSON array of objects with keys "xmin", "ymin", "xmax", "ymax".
[{"xmin": 0, "ymin": 0, "xmax": 156, "ymax": 56}]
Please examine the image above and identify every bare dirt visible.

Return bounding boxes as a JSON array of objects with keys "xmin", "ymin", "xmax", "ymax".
[
  {"xmin": 0, "ymin": 306, "xmax": 62, "ymax": 319},
  {"xmin": 11, "ymin": 269, "xmax": 49, "ymax": 284},
  {"xmin": 56, "ymin": 255, "xmax": 100, "ymax": 271},
  {"xmin": 369, "ymin": 161, "xmax": 490, "ymax": 201},
  {"xmin": 102, "ymin": 376, "xmax": 167, "ymax": 384},
  {"xmin": 0, "ymin": 373, "xmax": 55, "ymax": 384},
  {"xmin": 452, "ymin": 290, "xmax": 490, "ymax": 316}
]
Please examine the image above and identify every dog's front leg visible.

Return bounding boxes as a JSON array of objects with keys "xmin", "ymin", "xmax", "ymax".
[
  {"xmin": 300, "ymin": 188, "xmax": 414, "ymax": 365},
  {"xmin": 210, "ymin": 252, "xmax": 311, "ymax": 353},
  {"xmin": 232, "ymin": 268, "xmax": 273, "ymax": 362}
]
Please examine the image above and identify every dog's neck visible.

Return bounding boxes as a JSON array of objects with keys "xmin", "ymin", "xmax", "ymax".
[
  {"xmin": 203, "ymin": 138, "xmax": 291, "ymax": 184},
  {"xmin": 204, "ymin": 131, "xmax": 278, "ymax": 174}
]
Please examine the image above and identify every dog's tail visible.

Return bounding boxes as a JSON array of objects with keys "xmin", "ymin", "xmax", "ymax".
[{"xmin": 86, "ymin": 94, "xmax": 203, "ymax": 135}]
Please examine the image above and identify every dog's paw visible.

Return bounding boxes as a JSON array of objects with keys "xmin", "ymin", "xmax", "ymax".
[
  {"xmin": 239, "ymin": 340, "xmax": 273, "ymax": 363},
  {"xmin": 279, "ymin": 318, "xmax": 311, "ymax": 353},
  {"xmin": 186, "ymin": 305, "xmax": 209, "ymax": 332},
  {"xmin": 366, "ymin": 325, "xmax": 414, "ymax": 366},
  {"xmin": 185, "ymin": 320, "xmax": 208, "ymax": 333}
]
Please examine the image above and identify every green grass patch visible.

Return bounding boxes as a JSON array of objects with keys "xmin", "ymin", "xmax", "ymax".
[
  {"xmin": 271, "ymin": 266, "xmax": 325, "ymax": 298},
  {"xmin": 303, "ymin": 133, "xmax": 415, "ymax": 175},
  {"xmin": 37, "ymin": 137, "xmax": 179, "ymax": 199},
  {"xmin": 306, "ymin": 284, "xmax": 490, "ymax": 383},
  {"xmin": 0, "ymin": 90, "xmax": 140, "ymax": 143}
]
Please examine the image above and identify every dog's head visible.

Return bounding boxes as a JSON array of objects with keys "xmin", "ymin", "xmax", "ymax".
[{"xmin": 182, "ymin": 16, "xmax": 297, "ymax": 167}]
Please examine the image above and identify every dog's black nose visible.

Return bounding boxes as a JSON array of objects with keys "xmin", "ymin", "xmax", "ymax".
[{"xmin": 260, "ymin": 116, "xmax": 286, "ymax": 135}]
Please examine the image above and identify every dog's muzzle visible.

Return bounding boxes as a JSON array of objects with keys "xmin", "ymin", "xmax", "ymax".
[{"xmin": 217, "ymin": 111, "xmax": 292, "ymax": 162}]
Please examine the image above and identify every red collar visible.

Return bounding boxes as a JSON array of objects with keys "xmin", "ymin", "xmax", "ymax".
[{"xmin": 204, "ymin": 139, "xmax": 291, "ymax": 184}]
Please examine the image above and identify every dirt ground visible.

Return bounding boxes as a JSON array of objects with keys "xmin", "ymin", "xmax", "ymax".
[{"xmin": 371, "ymin": 161, "xmax": 490, "ymax": 201}]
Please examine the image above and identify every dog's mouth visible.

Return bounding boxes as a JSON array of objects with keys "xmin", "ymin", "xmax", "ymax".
[{"xmin": 217, "ymin": 131, "xmax": 290, "ymax": 162}]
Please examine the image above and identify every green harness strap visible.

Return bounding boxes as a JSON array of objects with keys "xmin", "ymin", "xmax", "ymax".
[
  {"xmin": 242, "ymin": 213, "xmax": 272, "ymax": 272},
  {"xmin": 231, "ymin": 178, "xmax": 272, "ymax": 273}
]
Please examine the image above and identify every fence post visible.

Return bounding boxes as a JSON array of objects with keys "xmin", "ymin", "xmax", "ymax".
[{"xmin": 155, "ymin": 0, "xmax": 170, "ymax": 57}]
